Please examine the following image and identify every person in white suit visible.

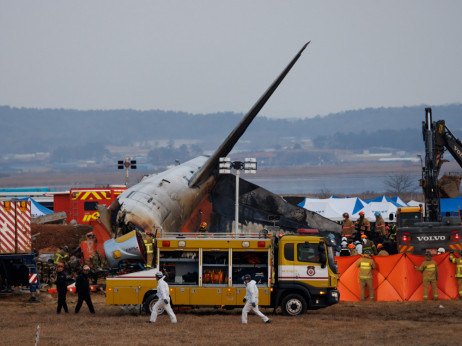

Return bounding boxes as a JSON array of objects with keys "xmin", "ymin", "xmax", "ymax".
[
  {"xmin": 147, "ymin": 272, "xmax": 177, "ymax": 323},
  {"xmin": 241, "ymin": 274, "xmax": 270, "ymax": 324}
]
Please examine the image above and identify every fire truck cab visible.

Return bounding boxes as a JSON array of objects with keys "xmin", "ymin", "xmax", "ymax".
[
  {"xmin": 53, "ymin": 187, "xmax": 126, "ymax": 224},
  {"xmin": 105, "ymin": 230, "xmax": 339, "ymax": 316}
]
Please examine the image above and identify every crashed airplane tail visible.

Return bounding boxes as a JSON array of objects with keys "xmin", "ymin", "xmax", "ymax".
[{"xmin": 100, "ymin": 42, "xmax": 341, "ymax": 239}]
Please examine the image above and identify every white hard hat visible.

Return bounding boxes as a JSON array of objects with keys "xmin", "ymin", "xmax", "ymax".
[
  {"xmin": 437, "ymin": 248, "xmax": 445, "ymax": 254},
  {"xmin": 341, "ymin": 237, "xmax": 347, "ymax": 241}
]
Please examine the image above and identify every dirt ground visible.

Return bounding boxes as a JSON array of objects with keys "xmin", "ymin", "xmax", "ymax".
[
  {"xmin": 1, "ymin": 293, "xmax": 461, "ymax": 346},
  {"xmin": 31, "ymin": 224, "xmax": 92, "ymax": 254}
]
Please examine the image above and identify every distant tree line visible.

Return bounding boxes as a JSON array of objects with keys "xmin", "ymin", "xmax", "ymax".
[{"xmin": 1, "ymin": 104, "xmax": 462, "ymax": 169}]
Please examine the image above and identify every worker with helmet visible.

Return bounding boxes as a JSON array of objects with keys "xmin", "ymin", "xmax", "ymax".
[
  {"xmin": 148, "ymin": 272, "xmax": 177, "ymax": 323},
  {"xmin": 340, "ymin": 238, "xmax": 350, "ymax": 256},
  {"xmin": 355, "ymin": 211, "xmax": 370, "ymax": 240},
  {"xmin": 354, "ymin": 240, "xmax": 363, "ymax": 255},
  {"xmin": 75, "ymin": 265, "xmax": 95, "ymax": 314},
  {"xmin": 341, "ymin": 213, "xmax": 355, "ymax": 242},
  {"xmin": 199, "ymin": 222, "xmax": 208, "ymax": 232},
  {"xmin": 374, "ymin": 212, "xmax": 387, "ymax": 242},
  {"xmin": 55, "ymin": 263, "xmax": 68, "ymax": 314},
  {"xmin": 377, "ymin": 244, "xmax": 389, "ymax": 256},
  {"xmin": 142, "ymin": 230, "xmax": 155, "ymax": 268},
  {"xmin": 242, "ymin": 274, "xmax": 270, "ymax": 324},
  {"xmin": 54, "ymin": 245, "xmax": 70, "ymax": 265},
  {"xmin": 348, "ymin": 243, "xmax": 359, "ymax": 256},
  {"xmin": 361, "ymin": 235, "xmax": 377, "ymax": 256},
  {"xmin": 449, "ymin": 250, "xmax": 462, "ymax": 298},
  {"xmin": 415, "ymin": 251, "xmax": 439, "ymax": 301},
  {"xmin": 356, "ymin": 250, "xmax": 376, "ymax": 301}
]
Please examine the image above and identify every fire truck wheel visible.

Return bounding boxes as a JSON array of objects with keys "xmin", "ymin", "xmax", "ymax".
[
  {"xmin": 144, "ymin": 293, "xmax": 165, "ymax": 315},
  {"xmin": 281, "ymin": 294, "xmax": 307, "ymax": 316}
]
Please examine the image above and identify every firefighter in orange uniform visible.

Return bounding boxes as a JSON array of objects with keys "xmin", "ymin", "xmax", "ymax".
[
  {"xmin": 341, "ymin": 213, "xmax": 355, "ymax": 242},
  {"xmin": 356, "ymin": 250, "xmax": 376, "ymax": 301},
  {"xmin": 449, "ymin": 250, "xmax": 462, "ymax": 299},
  {"xmin": 415, "ymin": 251, "xmax": 438, "ymax": 301}
]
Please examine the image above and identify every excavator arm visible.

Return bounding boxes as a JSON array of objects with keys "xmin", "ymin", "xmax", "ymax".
[{"xmin": 421, "ymin": 108, "xmax": 462, "ymax": 221}]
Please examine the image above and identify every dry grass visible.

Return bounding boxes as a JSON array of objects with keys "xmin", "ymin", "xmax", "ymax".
[{"xmin": 1, "ymin": 292, "xmax": 461, "ymax": 346}]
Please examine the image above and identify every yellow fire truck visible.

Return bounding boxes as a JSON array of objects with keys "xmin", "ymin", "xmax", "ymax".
[{"xmin": 106, "ymin": 229, "xmax": 339, "ymax": 316}]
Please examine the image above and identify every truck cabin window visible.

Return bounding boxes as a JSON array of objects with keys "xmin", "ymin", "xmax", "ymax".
[
  {"xmin": 284, "ymin": 243, "xmax": 294, "ymax": 261},
  {"xmin": 297, "ymin": 242, "xmax": 320, "ymax": 263}
]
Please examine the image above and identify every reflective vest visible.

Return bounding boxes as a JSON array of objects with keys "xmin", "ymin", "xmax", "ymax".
[
  {"xmin": 450, "ymin": 255, "xmax": 462, "ymax": 278},
  {"xmin": 357, "ymin": 257, "xmax": 375, "ymax": 279},
  {"xmin": 54, "ymin": 251, "xmax": 69, "ymax": 264},
  {"xmin": 417, "ymin": 260, "xmax": 438, "ymax": 280}
]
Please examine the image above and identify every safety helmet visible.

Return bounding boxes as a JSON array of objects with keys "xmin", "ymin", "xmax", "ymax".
[
  {"xmin": 57, "ymin": 263, "xmax": 64, "ymax": 268},
  {"xmin": 200, "ymin": 222, "xmax": 207, "ymax": 228},
  {"xmin": 83, "ymin": 265, "xmax": 90, "ymax": 271},
  {"xmin": 386, "ymin": 226, "xmax": 390, "ymax": 230},
  {"xmin": 359, "ymin": 211, "xmax": 365, "ymax": 216},
  {"xmin": 361, "ymin": 234, "xmax": 367, "ymax": 239},
  {"xmin": 437, "ymin": 248, "xmax": 445, "ymax": 254},
  {"xmin": 343, "ymin": 213, "xmax": 349, "ymax": 218},
  {"xmin": 155, "ymin": 272, "xmax": 163, "ymax": 279},
  {"xmin": 354, "ymin": 240, "xmax": 361, "ymax": 245},
  {"xmin": 243, "ymin": 274, "xmax": 251, "ymax": 281},
  {"xmin": 377, "ymin": 243, "xmax": 383, "ymax": 249},
  {"xmin": 348, "ymin": 243, "xmax": 355, "ymax": 249},
  {"xmin": 341, "ymin": 237, "xmax": 347, "ymax": 242},
  {"xmin": 374, "ymin": 212, "xmax": 381, "ymax": 217},
  {"xmin": 364, "ymin": 250, "xmax": 372, "ymax": 256}
]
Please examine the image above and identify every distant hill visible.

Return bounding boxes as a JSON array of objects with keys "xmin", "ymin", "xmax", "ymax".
[{"xmin": 1, "ymin": 104, "xmax": 461, "ymax": 158}]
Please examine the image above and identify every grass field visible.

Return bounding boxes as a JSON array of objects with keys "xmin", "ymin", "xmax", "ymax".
[{"xmin": 1, "ymin": 292, "xmax": 461, "ymax": 345}]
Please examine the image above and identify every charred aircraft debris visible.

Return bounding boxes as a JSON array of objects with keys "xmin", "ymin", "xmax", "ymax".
[{"xmin": 99, "ymin": 42, "xmax": 341, "ymax": 238}]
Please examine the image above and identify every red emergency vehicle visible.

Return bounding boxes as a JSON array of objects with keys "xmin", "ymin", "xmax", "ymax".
[{"xmin": 53, "ymin": 187, "xmax": 127, "ymax": 224}]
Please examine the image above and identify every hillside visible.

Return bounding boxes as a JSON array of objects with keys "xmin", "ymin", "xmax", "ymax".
[{"xmin": 1, "ymin": 104, "xmax": 461, "ymax": 171}]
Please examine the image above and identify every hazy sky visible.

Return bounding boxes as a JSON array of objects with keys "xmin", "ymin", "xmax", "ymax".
[{"xmin": 1, "ymin": 1, "xmax": 461, "ymax": 119}]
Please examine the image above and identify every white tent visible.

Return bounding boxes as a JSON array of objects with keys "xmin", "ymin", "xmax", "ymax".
[
  {"xmin": 390, "ymin": 196, "xmax": 408, "ymax": 207},
  {"xmin": 299, "ymin": 195, "xmax": 404, "ymax": 222},
  {"xmin": 298, "ymin": 196, "xmax": 367, "ymax": 222},
  {"xmin": 18, "ymin": 197, "xmax": 53, "ymax": 218},
  {"xmin": 362, "ymin": 195, "xmax": 402, "ymax": 222},
  {"xmin": 298, "ymin": 197, "xmax": 343, "ymax": 221}
]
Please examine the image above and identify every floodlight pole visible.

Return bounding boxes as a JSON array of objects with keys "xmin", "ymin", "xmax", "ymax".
[
  {"xmin": 219, "ymin": 157, "xmax": 257, "ymax": 235},
  {"xmin": 118, "ymin": 157, "xmax": 137, "ymax": 187},
  {"xmin": 235, "ymin": 169, "xmax": 240, "ymax": 235}
]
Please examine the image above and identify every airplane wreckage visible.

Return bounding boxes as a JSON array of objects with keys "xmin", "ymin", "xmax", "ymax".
[{"xmin": 99, "ymin": 42, "xmax": 341, "ymax": 239}]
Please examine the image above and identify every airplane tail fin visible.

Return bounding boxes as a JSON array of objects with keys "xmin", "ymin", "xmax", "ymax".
[{"xmin": 189, "ymin": 41, "xmax": 310, "ymax": 187}]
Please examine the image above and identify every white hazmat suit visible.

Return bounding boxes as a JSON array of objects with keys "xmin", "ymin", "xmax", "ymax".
[
  {"xmin": 242, "ymin": 279, "xmax": 269, "ymax": 324},
  {"xmin": 149, "ymin": 276, "xmax": 177, "ymax": 323}
]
